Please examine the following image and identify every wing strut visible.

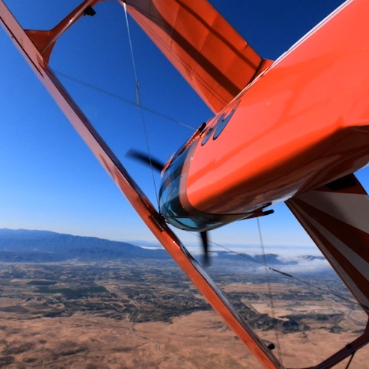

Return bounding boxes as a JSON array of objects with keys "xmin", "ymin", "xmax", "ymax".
[{"xmin": 0, "ymin": 1, "xmax": 282, "ymax": 368}]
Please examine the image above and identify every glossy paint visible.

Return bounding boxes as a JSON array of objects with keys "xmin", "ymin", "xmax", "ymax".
[
  {"xmin": 125, "ymin": 0, "xmax": 271, "ymax": 113},
  {"xmin": 184, "ymin": 0, "xmax": 369, "ymax": 217}
]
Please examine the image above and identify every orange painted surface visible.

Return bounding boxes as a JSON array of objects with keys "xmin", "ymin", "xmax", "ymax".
[
  {"xmin": 23, "ymin": 0, "xmax": 101, "ymax": 64},
  {"xmin": 125, "ymin": 0, "xmax": 269, "ymax": 113},
  {"xmin": 185, "ymin": 0, "xmax": 369, "ymax": 215}
]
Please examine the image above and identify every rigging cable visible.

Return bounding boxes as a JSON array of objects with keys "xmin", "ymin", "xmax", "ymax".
[
  {"xmin": 345, "ymin": 351, "xmax": 356, "ymax": 369},
  {"xmin": 257, "ymin": 218, "xmax": 283, "ymax": 364},
  {"xmin": 51, "ymin": 69, "xmax": 196, "ymax": 131},
  {"xmin": 123, "ymin": 1, "xmax": 159, "ymax": 206},
  {"xmin": 189, "ymin": 232, "xmax": 360, "ymax": 307}
]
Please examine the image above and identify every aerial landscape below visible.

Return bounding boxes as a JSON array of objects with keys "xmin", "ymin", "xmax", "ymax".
[{"xmin": 0, "ymin": 229, "xmax": 367, "ymax": 368}]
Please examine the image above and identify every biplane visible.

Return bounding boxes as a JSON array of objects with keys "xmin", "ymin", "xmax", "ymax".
[{"xmin": 1, "ymin": 0, "xmax": 369, "ymax": 367}]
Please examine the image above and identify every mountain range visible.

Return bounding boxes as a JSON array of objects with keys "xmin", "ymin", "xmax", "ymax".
[{"xmin": 0, "ymin": 229, "xmax": 324, "ymax": 265}]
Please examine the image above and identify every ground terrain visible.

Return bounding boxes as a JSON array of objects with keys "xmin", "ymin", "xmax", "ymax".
[{"xmin": 0, "ymin": 259, "xmax": 367, "ymax": 369}]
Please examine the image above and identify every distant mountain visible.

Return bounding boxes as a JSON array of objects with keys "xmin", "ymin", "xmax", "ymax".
[
  {"xmin": 0, "ymin": 229, "xmax": 170, "ymax": 262},
  {"xmin": 299, "ymin": 255, "xmax": 325, "ymax": 261},
  {"xmin": 0, "ymin": 229, "xmax": 325, "ymax": 267},
  {"xmin": 212, "ymin": 251, "xmax": 298, "ymax": 266}
]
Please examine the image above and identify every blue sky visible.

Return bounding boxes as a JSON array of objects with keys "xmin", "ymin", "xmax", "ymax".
[{"xmin": 1, "ymin": 0, "xmax": 364, "ymax": 254}]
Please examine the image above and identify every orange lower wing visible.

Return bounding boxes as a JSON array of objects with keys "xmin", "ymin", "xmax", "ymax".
[{"xmin": 124, "ymin": 0, "xmax": 271, "ymax": 113}]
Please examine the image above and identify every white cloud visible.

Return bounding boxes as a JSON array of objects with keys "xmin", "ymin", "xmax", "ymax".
[{"xmin": 276, "ymin": 257, "xmax": 331, "ymax": 274}]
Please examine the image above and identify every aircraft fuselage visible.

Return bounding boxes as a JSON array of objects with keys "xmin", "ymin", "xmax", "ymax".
[{"xmin": 159, "ymin": 0, "xmax": 369, "ymax": 232}]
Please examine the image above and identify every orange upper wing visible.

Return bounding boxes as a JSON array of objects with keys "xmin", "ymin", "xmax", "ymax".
[{"xmin": 124, "ymin": 0, "xmax": 271, "ymax": 113}]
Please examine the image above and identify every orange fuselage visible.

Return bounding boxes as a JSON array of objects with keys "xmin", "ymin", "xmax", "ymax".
[{"xmin": 160, "ymin": 0, "xmax": 369, "ymax": 231}]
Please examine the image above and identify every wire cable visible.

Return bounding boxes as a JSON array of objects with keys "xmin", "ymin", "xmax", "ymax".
[
  {"xmin": 345, "ymin": 351, "xmax": 356, "ymax": 369},
  {"xmin": 257, "ymin": 218, "xmax": 283, "ymax": 364},
  {"xmin": 51, "ymin": 69, "xmax": 196, "ymax": 131},
  {"xmin": 123, "ymin": 2, "xmax": 159, "ymax": 206},
  {"xmin": 189, "ymin": 232, "xmax": 360, "ymax": 307}
]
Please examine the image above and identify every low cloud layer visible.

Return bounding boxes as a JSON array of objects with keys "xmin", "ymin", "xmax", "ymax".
[{"xmin": 275, "ymin": 256, "xmax": 331, "ymax": 274}]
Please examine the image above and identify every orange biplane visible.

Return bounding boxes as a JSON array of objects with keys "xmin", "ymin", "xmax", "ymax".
[{"xmin": 1, "ymin": 0, "xmax": 369, "ymax": 368}]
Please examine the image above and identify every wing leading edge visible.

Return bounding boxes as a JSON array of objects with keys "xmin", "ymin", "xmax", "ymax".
[{"xmin": 124, "ymin": 0, "xmax": 272, "ymax": 113}]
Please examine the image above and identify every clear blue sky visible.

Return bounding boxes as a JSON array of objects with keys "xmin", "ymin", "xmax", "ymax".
[{"xmin": 1, "ymin": 0, "xmax": 364, "ymax": 253}]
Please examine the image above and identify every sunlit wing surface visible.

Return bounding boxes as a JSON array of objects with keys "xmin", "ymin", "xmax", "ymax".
[
  {"xmin": 124, "ymin": 0, "xmax": 272, "ymax": 113},
  {"xmin": 287, "ymin": 174, "xmax": 369, "ymax": 313},
  {"xmin": 0, "ymin": 1, "xmax": 282, "ymax": 368}
]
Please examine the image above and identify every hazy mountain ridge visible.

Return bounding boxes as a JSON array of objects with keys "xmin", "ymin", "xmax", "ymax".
[
  {"xmin": 0, "ymin": 229, "xmax": 324, "ymax": 266},
  {"xmin": 0, "ymin": 229, "xmax": 170, "ymax": 262}
]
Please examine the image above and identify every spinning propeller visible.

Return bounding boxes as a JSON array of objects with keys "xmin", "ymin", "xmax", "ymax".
[
  {"xmin": 126, "ymin": 150, "xmax": 165, "ymax": 173},
  {"xmin": 126, "ymin": 149, "xmax": 211, "ymax": 266}
]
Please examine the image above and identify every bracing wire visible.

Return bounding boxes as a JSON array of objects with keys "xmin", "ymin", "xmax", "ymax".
[
  {"xmin": 345, "ymin": 351, "xmax": 356, "ymax": 369},
  {"xmin": 188, "ymin": 222, "xmax": 364, "ymax": 365},
  {"xmin": 123, "ymin": 2, "xmax": 159, "ymax": 206},
  {"xmin": 52, "ymin": 69, "xmax": 195, "ymax": 131},
  {"xmin": 257, "ymin": 218, "xmax": 283, "ymax": 364},
  {"xmin": 189, "ymin": 232, "xmax": 360, "ymax": 307},
  {"xmin": 123, "ymin": 2, "xmax": 139, "ymax": 104}
]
